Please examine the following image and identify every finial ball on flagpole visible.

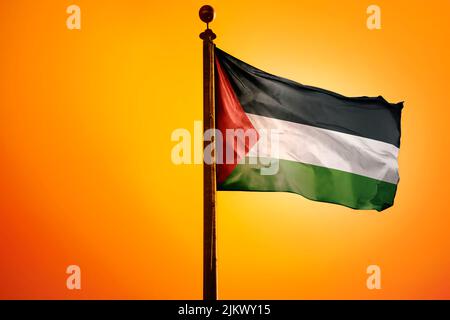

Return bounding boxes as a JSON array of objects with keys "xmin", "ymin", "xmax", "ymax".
[{"xmin": 199, "ymin": 5, "xmax": 215, "ymax": 24}]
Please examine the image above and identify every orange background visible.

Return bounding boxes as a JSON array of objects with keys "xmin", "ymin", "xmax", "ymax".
[{"xmin": 0, "ymin": 0, "xmax": 449, "ymax": 299}]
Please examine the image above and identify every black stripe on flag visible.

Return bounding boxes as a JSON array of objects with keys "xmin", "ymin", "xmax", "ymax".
[{"xmin": 215, "ymin": 48, "xmax": 403, "ymax": 147}]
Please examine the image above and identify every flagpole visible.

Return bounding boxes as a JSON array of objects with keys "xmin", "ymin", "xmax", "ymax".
[{"xmin": 199, "ymin": 5, "xmax": 217, "ymax": 301}]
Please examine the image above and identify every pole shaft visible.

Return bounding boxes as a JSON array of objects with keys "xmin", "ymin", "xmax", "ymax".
[{"xmin": 201, "ymin": 30, "xmax": 217, "ymax": 300}]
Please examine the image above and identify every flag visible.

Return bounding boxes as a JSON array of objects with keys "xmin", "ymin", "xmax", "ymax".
[{"xmin": 215, "ymin": 48, "xmax": 402, "ymax": 211}]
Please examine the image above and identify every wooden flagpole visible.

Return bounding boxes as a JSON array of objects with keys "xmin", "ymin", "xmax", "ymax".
[{"xmin": 199, "ymin": 5, "xmax": 217, "ymax": 301}]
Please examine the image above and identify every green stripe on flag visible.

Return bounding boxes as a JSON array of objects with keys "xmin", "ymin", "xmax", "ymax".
[{"xmin": 218, "ymin": 157, "xmax": 397, "ymax": 211}]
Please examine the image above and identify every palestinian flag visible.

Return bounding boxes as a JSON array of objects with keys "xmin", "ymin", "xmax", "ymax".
[{"xmin": 215, "ymin": 47, "xmax": 402, "ymax": 211}]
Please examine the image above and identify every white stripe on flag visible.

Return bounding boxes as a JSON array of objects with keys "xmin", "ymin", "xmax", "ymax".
[{"xmin": 246, "ymin": 113, "xmax": 399, "ymax": 184}]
